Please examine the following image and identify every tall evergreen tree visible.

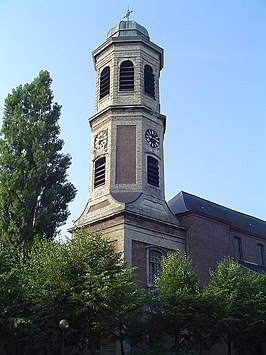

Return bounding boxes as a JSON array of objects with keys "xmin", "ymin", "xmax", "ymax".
[{"xmin": 0, "ymin": 71, "xmax": 76, "ymax": 248}]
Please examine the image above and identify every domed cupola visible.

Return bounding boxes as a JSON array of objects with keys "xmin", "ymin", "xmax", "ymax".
[
  {"xmin": 107, "ymin": 20, "xmax": 150, "ymax": 40},
  {"xmin": 92, "ymin": 15, "xmax": 164, "ymax": 115}
]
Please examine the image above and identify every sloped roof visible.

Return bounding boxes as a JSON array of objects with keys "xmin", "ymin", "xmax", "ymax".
[{"xmin": 168, "ymin": 191, "xmax": 266, "ymax": 237}]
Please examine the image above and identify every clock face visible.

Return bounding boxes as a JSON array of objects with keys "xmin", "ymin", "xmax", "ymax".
[
  {"xmin": 94, "ymin": 130, "xmax": 108, "ymax": 150},
  {"xmin": 145, "ymin": 129, "xmax": 160, "ymax": 148}
]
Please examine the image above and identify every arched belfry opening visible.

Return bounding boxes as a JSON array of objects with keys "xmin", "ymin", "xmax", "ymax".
[
  {"xmin": 144, "ymin": 64, "xmax": 155, "ymax": 98},
  {"xmin": 99, "ymin": 66, "xmax": 110, "ymax": 99},
  {"xmin": 94, "ymin": 156, "xmax": 106, "ymax": 189},
  {"xmin": 119, "ymin": 60, "xmax": 134, "ymax": 91}
]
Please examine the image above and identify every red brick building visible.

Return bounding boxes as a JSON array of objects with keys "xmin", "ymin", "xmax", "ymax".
[{"xmin": 168, "ymin": 191, "xmax": 266, "ymax": 283}]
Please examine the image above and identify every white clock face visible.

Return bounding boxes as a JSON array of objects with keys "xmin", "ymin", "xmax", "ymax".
[
  {"xmin": 94, "ymin": 130, "xmax": 108, "ymax": 150},
  {"xmin": 145, "ymin": 129, "xmax": 160, "ymax": 148}
]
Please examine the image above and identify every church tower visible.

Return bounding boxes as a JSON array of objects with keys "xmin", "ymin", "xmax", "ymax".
[{"xmin": 74, "ymin": 18, "xmax": 185, "ymax": 288}]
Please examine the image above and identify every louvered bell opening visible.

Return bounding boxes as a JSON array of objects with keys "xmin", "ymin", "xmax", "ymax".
[
  {"xmin": 94, "ymin": 157, "xmax": 106, "ymax": 188},
  {"xmin": 99, "ymin": 67, "xmax": 110, "ymax": 99},
  {"xmin": 119, "ymin": 60, "xmax": 134, "ymax": 91},
  {"xmin": 144, "ymin": 65, "xmax": 155, "ymax": 98},
  {"xmin": 147, "ymin": 156, "xmax": 159, "ymax": 187}
]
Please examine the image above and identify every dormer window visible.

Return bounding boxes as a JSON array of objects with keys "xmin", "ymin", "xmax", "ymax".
[
  {"xmin": 119, "ymin": 60, "xmax": 134, "ymax": 91},
  {"xmin": 99, "ymin": 66, "xmax": 110, "ymax": 99},
  {"xmin": 94, "ymin": 157, "xmax": 106, "ymax": 188},
  {"xmin": 144, "ymin": 64, "xmax": 155, "ymax": 98}
]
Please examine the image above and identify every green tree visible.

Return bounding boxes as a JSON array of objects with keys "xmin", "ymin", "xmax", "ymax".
[
  {"xmin": 102, "ymin": 267, "xmax": 145, "ymax": 355},
  {"xmin": 234, "ymin": 271, "xmax": 266, "ymax": 354},
  {"xmin": 0, "ymin": 241, "xmax": 33, "ymax": 354},
  {"xmin": 153, "ymin": 251, "xmax": 212, "ymax": 355},
  {"xmin": 0, "ymin": 70, "xmax": 76, "ymax": 249},
  {"xmin": 19, "ymin": 238, "xmax": 67, "ymax": 354},
  {"xmin": 205, "ymin": 258, "xmax": 266, "ymax": 355},
  {"xmin": 62, "ymin": 229, "xmax": 143, "ymax": 354},
  {"xmin": 16, "ymin": 230, "xmax": 143, "ymax": 355}
]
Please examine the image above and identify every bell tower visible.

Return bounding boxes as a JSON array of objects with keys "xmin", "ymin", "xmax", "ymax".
[{"xmin": 74, "ymin": 18, "xmax": 185, "ymax": 288}]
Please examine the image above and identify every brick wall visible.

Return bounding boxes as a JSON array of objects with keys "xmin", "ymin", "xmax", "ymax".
[
  {"xmin": 181, "ymin": 214, "xmax": 231, "ymax": 284},
  {"xmin": 116, "ymin": 125, "xmax": 136, "ymax": 184},
  {"xmin": 132, "ymin": 240, "xmax": 147, "ymax": 289},
  {"xmin": 180, "ymin": 212, "xmax": 265, "ymax": 283}
]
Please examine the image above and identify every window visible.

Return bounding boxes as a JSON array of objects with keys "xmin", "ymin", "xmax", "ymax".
[
  {"xmin": 99, "ymin": 66, "xmax": 110, "ymax": 99},
  {"xmin": 257, "ymin": 244, "xmax": 265, "ymax": 265},
  {"xmin": 144, "ymin": 64, "xmax": 155, "ymax": 98},
  {"xmin": 94, "ymin": 157, "xmax": 106, "ymax": 188},
  {"xmin": 148, "ymin": 249, "xmax": 163, "ymax": 285},
  {"xmin": 119, "ymin": 60, "xmax": 134, "ymax": 91},
  {"xmin": 147, "ymin": 156, "xmax": 159, "ymax": 187},
  {"xmin": 233, "ymin": 237, "xmax": 242, "ymax": 260}
]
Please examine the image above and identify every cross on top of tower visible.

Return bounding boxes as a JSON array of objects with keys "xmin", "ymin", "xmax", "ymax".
[{"xmin": 124, "ymin": 7, "xmax": 133, "ymax": 21}]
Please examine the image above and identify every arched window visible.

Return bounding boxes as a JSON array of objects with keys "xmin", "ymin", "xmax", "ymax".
[
  {"xmin": 99, "ymin": 66, "xmax": 110, "ymax": 99},
  {"xmin": 148, "ymin": 249, "xmax": 163, "ymax": 285},
  {"xmin": 147, "ymin": 156, "xmax": 159, "ymax": 187},
  {"xmin": 119, "ymin": 60, "xmax": 134, "ymax": 91},
  {"xmin": 94, "ymin": 157, "xmax": 106, "ymax": 188},
  {"xmin": 144, "ymin": 64, "xmax": 155, "ymax": 98}
]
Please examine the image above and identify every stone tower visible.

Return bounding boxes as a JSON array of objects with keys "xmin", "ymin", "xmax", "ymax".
[{"xmin": 74, "ymin": 19, "xmax": 185, "ymax": 288}]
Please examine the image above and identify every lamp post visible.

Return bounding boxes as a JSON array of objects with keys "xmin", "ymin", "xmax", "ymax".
[{"xmin": 59, "ymin": 319, "xmax": 69, "ymax": 355}]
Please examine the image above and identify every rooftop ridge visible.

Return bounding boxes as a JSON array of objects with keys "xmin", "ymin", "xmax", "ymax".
[
  {"xmin": 168, "ymin": 191, "xmax": 266, "ymax": 237},
  {"xmin": 180, "ymin": 190, "xmax": 266, "ymax": 223}
]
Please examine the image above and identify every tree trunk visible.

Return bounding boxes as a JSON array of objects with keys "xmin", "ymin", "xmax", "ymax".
[
  {"xmin": 199, "ymin": 339, "xmax": 203, "ymax": 355},
  {"xmin": 173, "ymin": 332, "xmax": 181, "ymax": 355},
  {"xmin": 227, "ymin": 333, "xmax": 232, "ymax": 355},
  {"xmin": 120, "ymin": 338, "xmax": 125, "ymax": 355},
  {"xmin": 89, "ymin": 335, "xmax": 96, "ymax": 355},
  {"xmin": 119, "ymin": 326, "xmax": 125, "ymax": 355},
  {"xmin": 91, "ymin": 342, "xmax": 96, "ymax": 355}
]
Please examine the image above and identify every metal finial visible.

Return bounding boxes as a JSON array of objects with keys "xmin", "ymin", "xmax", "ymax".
[{"xmin": 124, "ymin": 6, "xmax": 133, "ymax": 21}]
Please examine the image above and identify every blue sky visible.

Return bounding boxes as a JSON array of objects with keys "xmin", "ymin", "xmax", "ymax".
[{"xmin": 1, "ymin": 0, "xmax": 265, "ymax": 238}]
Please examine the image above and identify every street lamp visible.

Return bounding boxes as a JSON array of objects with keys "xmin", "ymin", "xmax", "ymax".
[{"xmin": 59, "ymin": 319, "xmax": 69, "ymax": 355}]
